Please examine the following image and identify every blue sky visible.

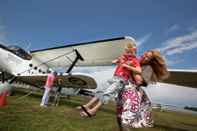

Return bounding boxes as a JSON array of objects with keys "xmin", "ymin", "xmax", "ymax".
[
  {"xmin": 1, "ymin": 0, "xmax": 197, "ymax": 107},
  {"xmin": 1, "ymin": 0, "xmax": 197, "ymax": 69}
]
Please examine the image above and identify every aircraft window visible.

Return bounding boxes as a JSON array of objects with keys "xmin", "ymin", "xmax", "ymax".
[
  {"xmin": 38, "ymin": 69, "xmax": 42, "ymax": 73},
  {"xmin": 8, "ymin": 45, "xmax": 32, "ymax": 60},
  {"xmin": 34, "ymin": 67, "xmax": 38, "ymax": 70},
  {"xmin": 29, "ymin": 64, "xmax": 33, "ymax": 67}
]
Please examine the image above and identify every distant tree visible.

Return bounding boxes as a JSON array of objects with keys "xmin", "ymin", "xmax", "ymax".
[{"xmin": 184, "ymin": 106, "xmax": 197, "ymax": 112}]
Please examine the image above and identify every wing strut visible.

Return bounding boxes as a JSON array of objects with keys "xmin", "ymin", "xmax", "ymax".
[
  {"xmin": 53, "ymin": 49, "xmax": 84, "ymax": 106},
  {"xmin": 1, "ymin": 72, "xmax": 5, "ymax": 83},
  {"xmin": 66, "ymin": 49, "xmax": 84, "ymax": 73}
]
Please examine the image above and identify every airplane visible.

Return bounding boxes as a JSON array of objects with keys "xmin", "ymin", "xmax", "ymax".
[
  {"xmin": 0, "ymin": 36, "xmax": 196, "ymax": 104},
  {"xmin": 0, "ymin": 36, "xmax": 139, "ymax": 98}
]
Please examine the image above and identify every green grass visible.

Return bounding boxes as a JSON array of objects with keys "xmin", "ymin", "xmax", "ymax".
[{"xmin": 0, "ymin": 91, "xmax": 197, "ymax": 131}]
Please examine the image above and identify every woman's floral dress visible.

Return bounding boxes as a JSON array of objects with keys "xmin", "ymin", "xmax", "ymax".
[{"xmin": 116, "ymin": 84, "xmax": 154, "ymax": 128}]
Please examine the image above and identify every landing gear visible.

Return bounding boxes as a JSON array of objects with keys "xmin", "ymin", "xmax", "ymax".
[{"xmin": 53, "ymin": 86, "xmax": 62, "ymax": 106}]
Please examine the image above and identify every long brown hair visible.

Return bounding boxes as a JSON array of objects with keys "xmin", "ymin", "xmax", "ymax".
[{"xmin": 142, "ymin": 50, "xmax": 169, "ymax": 82}]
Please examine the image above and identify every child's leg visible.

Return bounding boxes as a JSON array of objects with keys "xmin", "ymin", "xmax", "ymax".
[
  {"xmin": 89, "ymin": 100, "xmax": 102, "ymax": 113},
  {"xmin": 76, "ymin": 96, "xmax": 99, "ymax": 110},
  {"xmin": 81, "ymin": 100, "xmax": 103, "ymax": 116},
  {"xmin": 80, "ymin": 77, "xmax": 125, "ymax": 117},
  {"xmin": 83, "ymin": 96, "xmax": 99, "ymax": 108},
  {"xmin": 95, "ymin": 78, "xmax": 124, "ymax": 105}
]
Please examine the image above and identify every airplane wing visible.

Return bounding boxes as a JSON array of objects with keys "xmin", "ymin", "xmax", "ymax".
[
  {"xmin": 15, "ymin": 73, "xmax": 97, "ymax": 89},
  {"xmin": 163, "ymin": 69, "xmax": 197, "ymax": 88},
  {"xmin": 30, "ymin": 36, "xmax": 133, "ymax": 68}
]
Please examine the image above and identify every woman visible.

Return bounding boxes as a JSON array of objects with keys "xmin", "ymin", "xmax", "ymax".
[{"xmin": 116, "ymin": 50, "xmax": 169, "ymax": 130}]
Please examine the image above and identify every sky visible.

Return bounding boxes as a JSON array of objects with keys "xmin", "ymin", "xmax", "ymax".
[{"xmin": 0, "ymin": 0, "xmax": 197, "ymax": 107}]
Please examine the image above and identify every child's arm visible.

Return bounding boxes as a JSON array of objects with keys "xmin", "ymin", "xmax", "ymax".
[
  {"xmin": 121, "ymin": 61, "xmax": 142, "ymax": 74},
  {"xmin": 112, "ymin": 56, "xmax": 125, "ymax": 64},
  {"xmin": 112, "ymin": 59, "xmax": 119, "ymax": 64}
]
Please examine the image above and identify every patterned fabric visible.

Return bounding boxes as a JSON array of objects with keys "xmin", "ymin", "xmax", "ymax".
[{"xmin": 116, "ymin": 85, "xmax": 154, "ymax": 128}]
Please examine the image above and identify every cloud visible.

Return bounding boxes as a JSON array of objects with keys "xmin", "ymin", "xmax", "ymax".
[
  {"xmin": 137, "ymin": 33, "xmax": 152, "ymax": 47},
  {"xmin": 187, "ymin": 22, "xmax": 197, "ymax": 32},
  {"xmin": 165, "ymin": 24, "xmax": 179, "ymax": 34},
  {"xmin": 158, "ymin": 30, "xmax": 197, "ymax": 56},
  {"xmin": 164, "ymin": 57, "xmax": 184, "ymax": 65},
  {"xmin": 192, "ymin": 67, "xmax": 197, "ymax": 69}
]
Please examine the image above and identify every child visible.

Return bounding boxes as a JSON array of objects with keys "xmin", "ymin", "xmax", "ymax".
[
  {"xmin": 114, "ymin": 49, "xmax": 143, "ymax": 86},
  {"xmin": 40, "ymin": 71, "xmax": 57, "ymax": 107},
  {"xmin": 77, "ymin": 40, "xmax": 142, "ymax": 117}
]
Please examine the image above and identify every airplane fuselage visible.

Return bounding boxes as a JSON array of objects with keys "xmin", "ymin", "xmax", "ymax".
[{"xmin": 0, "ymin": 44, "xmax": 50, "ymax": 76}]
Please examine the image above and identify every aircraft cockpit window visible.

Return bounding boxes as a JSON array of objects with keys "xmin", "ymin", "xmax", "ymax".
[{"xmin": 8, "ymin": 45, "xmax": 32, "ymax": 60}]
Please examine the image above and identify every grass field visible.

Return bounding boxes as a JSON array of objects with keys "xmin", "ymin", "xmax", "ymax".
[{"xmin": 0, "ymin": 91, "xmax": 197, "ymax": 131}]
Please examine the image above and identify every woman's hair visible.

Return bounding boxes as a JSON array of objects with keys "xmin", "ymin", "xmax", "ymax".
[{"xmin": 142, "ymin": 50, "xmax": 169, "ymax": 82}]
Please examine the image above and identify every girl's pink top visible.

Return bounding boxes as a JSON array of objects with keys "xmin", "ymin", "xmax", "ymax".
[{"xmin": 45, "ymin": 73, "xmax": 56, "ymax": 88}]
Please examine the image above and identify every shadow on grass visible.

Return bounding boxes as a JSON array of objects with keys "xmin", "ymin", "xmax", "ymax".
[
  {"xmin": 154, "ymin": 124, "xmax": 189, "ymax": 131},
  {"xmin": 14, "ymin": 90, "xmax": 116, "ymax": 115},
  {"xmin": 179, "ymin": 122, "xmax": 197, "ymax": 128}
]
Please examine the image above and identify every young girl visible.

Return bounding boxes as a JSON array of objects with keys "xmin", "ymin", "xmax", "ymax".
[
  {"xmin": 40, "ymin": 71, "xmax": 57, "ymax": 107},
  {"xmin": 77, "ymin": 40, "xmax": 142, "ymax": 117}
]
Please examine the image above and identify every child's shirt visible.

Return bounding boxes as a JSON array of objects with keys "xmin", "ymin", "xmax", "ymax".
[{"xmin": 114, "ymin": 54, "xmax": 140, "ymax": 81}]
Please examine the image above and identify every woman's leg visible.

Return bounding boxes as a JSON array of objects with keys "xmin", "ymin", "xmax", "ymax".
[{"xmin": 117, "ymin": 117, "xmax": 124, "ymax": 131}]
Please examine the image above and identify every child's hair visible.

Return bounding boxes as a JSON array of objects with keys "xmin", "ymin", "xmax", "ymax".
[
  {"xmin": 125, "ymin": 41, "xmax": 137, "ymax": 54},
  {"xmin": 126, "ymin": 41, "xmax": 136, "ymax": 49}
]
